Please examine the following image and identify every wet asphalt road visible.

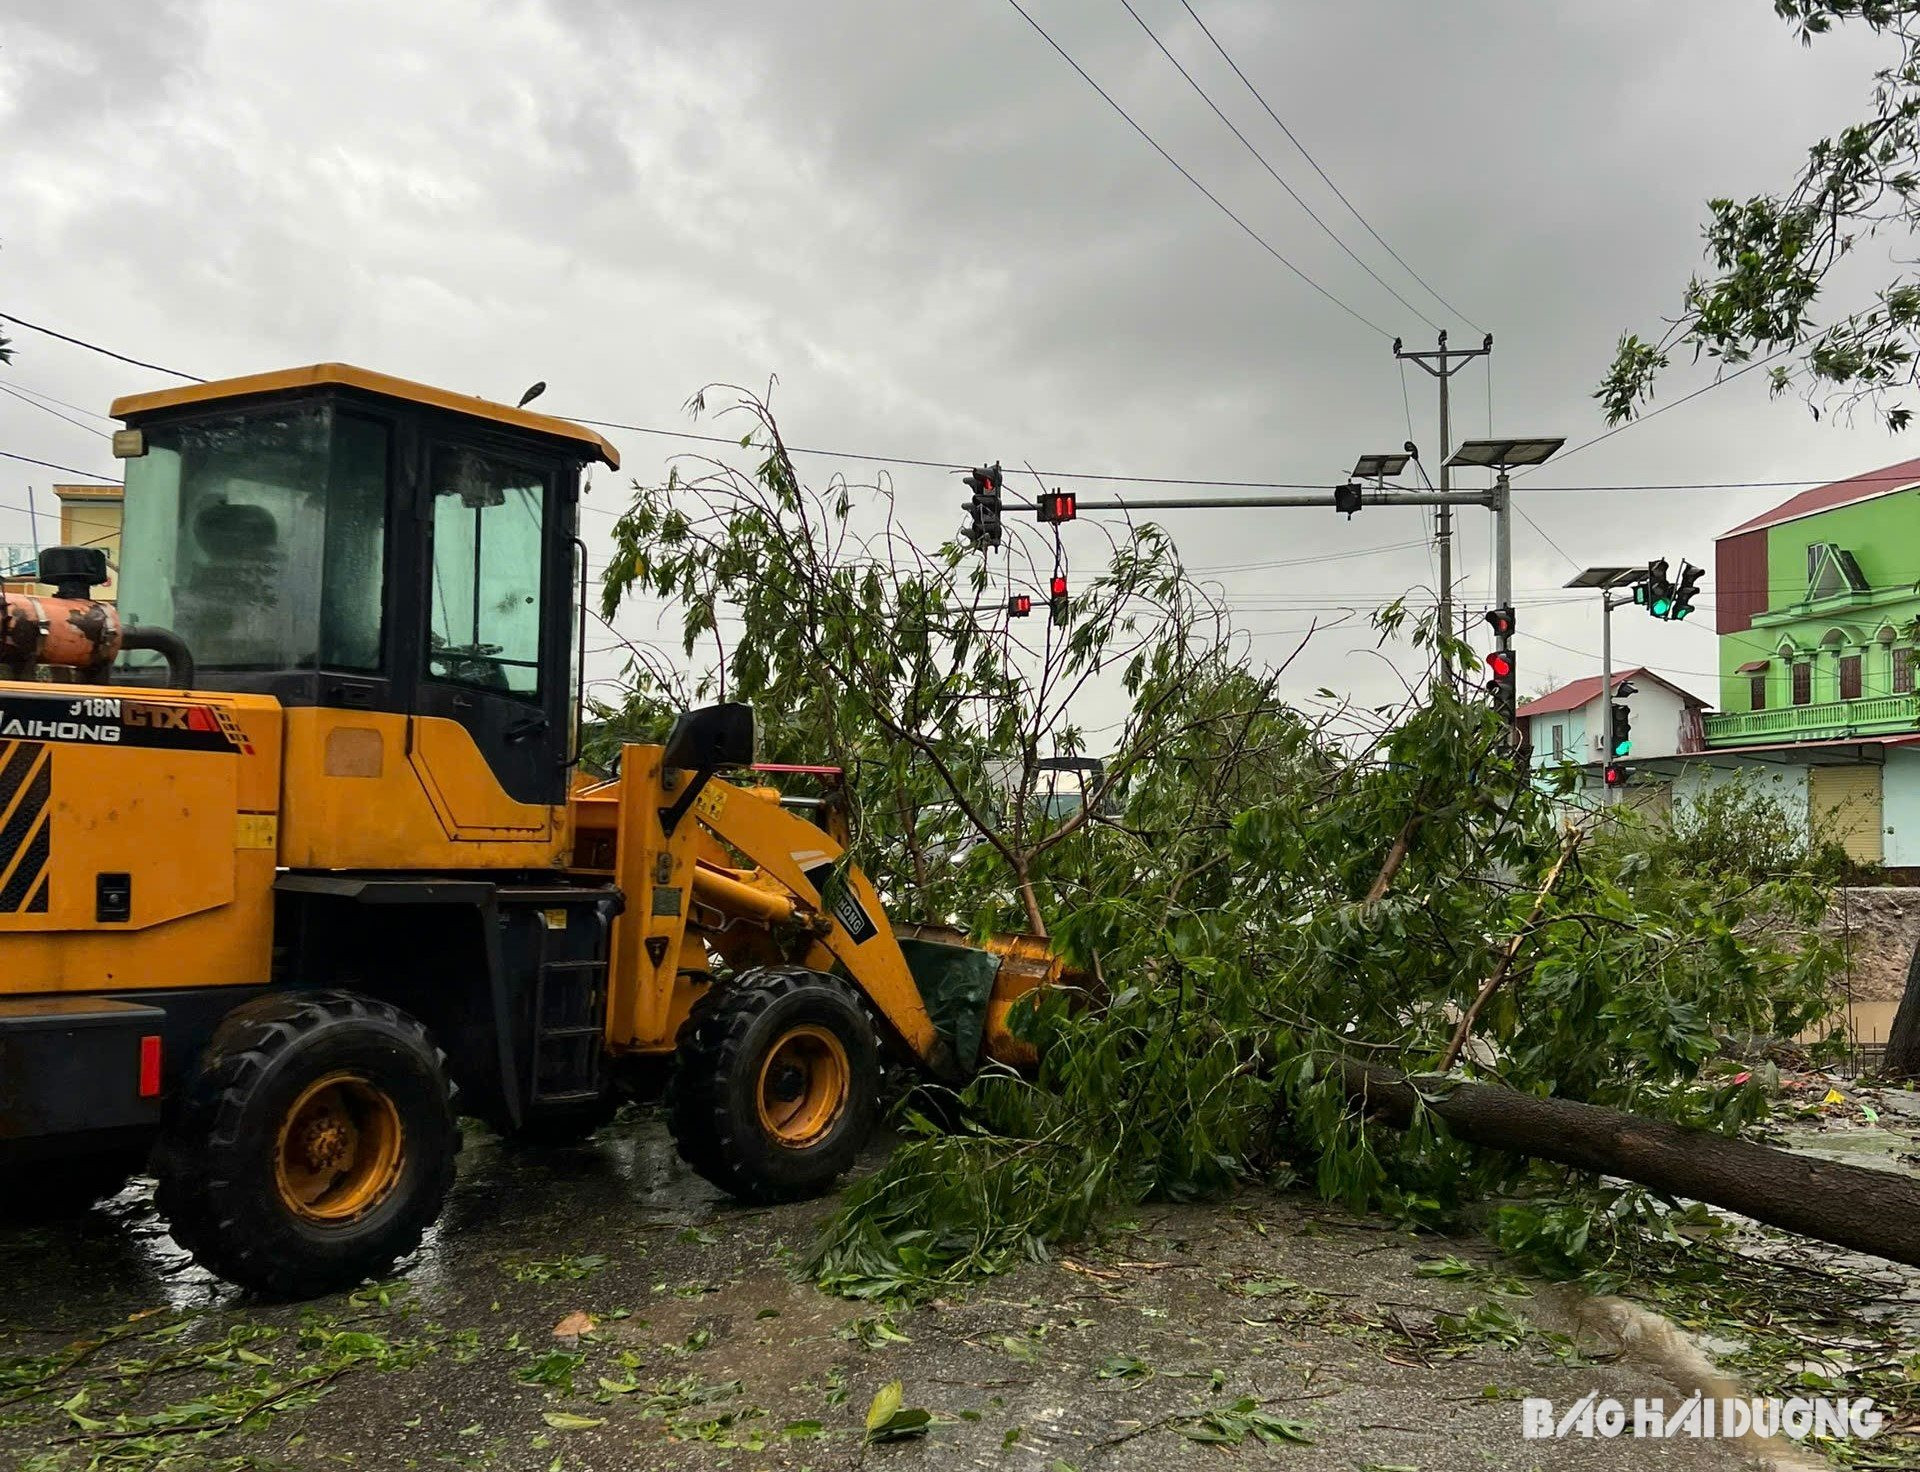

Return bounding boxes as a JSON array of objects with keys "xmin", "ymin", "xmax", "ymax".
[{"xmin": 1, "ymin": 1116, "xmax": 1778, "ymax": 1470}]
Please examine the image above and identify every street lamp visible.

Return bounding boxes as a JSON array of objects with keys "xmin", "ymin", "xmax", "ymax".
[
  {"xmin": 1566, "ymin": 564, "xmax": 1647, "ymax": 804},
  {"xmin": 1447, "ymin": 436, "xmax": 1567, "ymax": 624}
]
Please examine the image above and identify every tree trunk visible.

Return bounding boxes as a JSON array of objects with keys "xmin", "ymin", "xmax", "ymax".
[
  {"xmin": 1340, "ymin": 1059, "xmax": 1920, "ymax": 1268},
  {"xmin": 1882, "ymin": 936, "xmax": 1920, "ymax": 1079}
]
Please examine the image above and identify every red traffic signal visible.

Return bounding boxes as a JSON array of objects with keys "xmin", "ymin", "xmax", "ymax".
[
  {"xmin": 1008, "ymin": 594, "xmax": 1032, "ymax": 617},
  {"xmin": 1037, "ymin": 489, "xmax": 1077, "ymax": 524},
  {"xmin": 1483, "ymin": 606, "xmax": 1515, "ymax": 640},
  {"xmin": 1049, "ymin": 574, "xmax": 1068, "ymax": 597},
  {"xmin": 1485, "ymin": 649, "xmax": 1515, "ymax": 682},
  {"xmin": 1604, "ymin": 763, "xmax": 1629, "ymax": 787}
]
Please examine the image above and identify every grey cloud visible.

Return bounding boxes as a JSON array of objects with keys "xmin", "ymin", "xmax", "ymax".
[{"xmin": 0, "ymin": 0, "xmax": 1911, "ymax": 710}]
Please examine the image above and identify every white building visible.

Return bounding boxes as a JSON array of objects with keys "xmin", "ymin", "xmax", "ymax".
[{"xmin": 1516, "ymin": 666, "xmax": 1709, "ymax": 811}]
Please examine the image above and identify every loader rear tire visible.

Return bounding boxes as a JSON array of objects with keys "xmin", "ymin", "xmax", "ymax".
[
  {"xmin": 156, "ymin": 990, "xmax": 459, "ymax": 1299},
  {"xmin": 668, "ymin": 967, "xmax": 878, "ymax": 1203}
]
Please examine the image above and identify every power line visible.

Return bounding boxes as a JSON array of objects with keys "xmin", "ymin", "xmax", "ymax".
[
  {"xmin": 1513, "ymin": 501, "xmax": 1582, "ymax": 575},
  {"xmin": 0, "ymin": 382, "xmax": 111, "ymax": 440},
  {"xmin": 2, "ymin": 379, "xmax": 116, "ymax": 424},
  {"xmin": 1000, "ymin": 0, "xmax": 1393, "ymax": 339},
  {"xmin": 1518, "ymin": 349, "xmax": 1788, "ymax": 478},
  {"xmin": 1176, "ymin": 0, "xmax": 1484, "ymax": 334},
  {"xmin": 7, "ymin": 310, "xmax": 1906, "ymax": 500},
  {"xmin": 0, "ymin": 449, "xmax": 115, "ymax": 482},
  {"xmin": 1526, "ymin": 631, "xmax": 1723, "ymax": 682},
  {"xmin": 0, "ymin": 312, "xmax": 204, "ymax": 382},
  {"xmin": 1117, "ymin": 0, "xmax": 1441, "ymax": 333},
  {"xmin": 570, "ymin": 409, "xmax": 1920, "ymax": 495}
]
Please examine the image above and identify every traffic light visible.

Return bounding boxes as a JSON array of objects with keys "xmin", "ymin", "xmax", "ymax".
[
  {"xmin": 962, "ymin": 463, "xmax": 1004, "ymax": 550},
  {"xmin": 1608, "ymin": 701, "xmax": 1631, "ymax": 759},
  {"xmin": 1485, "ymin": 646, "xmax": 1516, "ymax": 717},
  {"xmin": 1049, "ymin": 573, "xmax": 1069, "ymax": 624},
  {"xmin": 1604, "ymin": 761, "xmax": 1629, "ymax": 788},
  {"xmin": 1007, "ymin": 594, "xmax": 1032, "ymax": 618},
  {"xmin": 1333, "ymin": 482, "xmax": 1363, "ymax": 517},
  {"xmin": 1483, "ymin": 606, "xmax": 1515, "ymax": 641},
  {"xmin": 1671, "ymin": 561, "xmax": 1703, "ymax": 620},
  {"xmin": 1037, "ymin": 489, "xmax": 1077, "ymax": 524},
  {"xmin": 1644, "ymin": 557, "xmax": 1673, "ymax": 618}
]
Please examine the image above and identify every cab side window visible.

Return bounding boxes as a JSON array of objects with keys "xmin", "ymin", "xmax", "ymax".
[{"xmin": 427, "ymin": 448, "xmax": 547, "ymax": 698}]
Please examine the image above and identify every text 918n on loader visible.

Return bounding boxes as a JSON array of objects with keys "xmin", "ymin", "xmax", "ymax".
[{"xmin": 0, "ymin": 364, "xmax": 1060, "ymax": 1296}]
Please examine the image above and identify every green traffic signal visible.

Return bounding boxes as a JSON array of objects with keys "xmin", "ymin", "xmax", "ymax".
[
  {"xmin": 1612, "ymin": 732, "xmax": 1631, "ymax": 757},
  {"xmin": 1651, "ymin": 597, "xmax": 1671, "ymax": 616}
]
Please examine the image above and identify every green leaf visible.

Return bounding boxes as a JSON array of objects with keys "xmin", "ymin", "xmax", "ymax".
[
  {"xmin": 542, "ymin": 1412, "xmax": 605, "ymax": 1431},
  {"xmin": 865, "ymin": 1380, "xmax": 902, "ymax": 1432},
  {"xmin": 865, "ymin": 1381, "xmax": 934, "ymax": 1443}
]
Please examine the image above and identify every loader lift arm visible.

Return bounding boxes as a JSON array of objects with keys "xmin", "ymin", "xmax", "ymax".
[{"xmin": 684, "ymin": 773, "xmax": 962, "ymax": 1081}]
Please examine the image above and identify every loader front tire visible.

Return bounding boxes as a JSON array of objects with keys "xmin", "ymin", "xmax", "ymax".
[
  {"xmin": 156, "ymin": 990, "xmax": 459, "ymax": 1299},
  {"xmin": 668, "ymin": 967, "xmax": 878, "ymax": 1203}
]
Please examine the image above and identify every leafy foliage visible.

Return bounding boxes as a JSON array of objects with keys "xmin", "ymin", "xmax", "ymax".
[
  {"xmin": 600, "ymin": 384, "xmax": 1246, "ymax": 935},
  {"xmin": 1601, "ymin": 1, "xmax": 1920, "ymax": 429},
  {"xmin": 595, "ymin": 395, "xmax": 1844, "ymax": 1303}
]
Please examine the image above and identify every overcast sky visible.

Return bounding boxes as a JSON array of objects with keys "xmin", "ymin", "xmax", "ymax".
[{"xmin": 1, "ymin": 0, "xmax": 1909, "ymax": 719}]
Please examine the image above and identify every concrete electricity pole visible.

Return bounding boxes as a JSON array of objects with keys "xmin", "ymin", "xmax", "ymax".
[{"xmin": 1395, "ymin": 331, "xmax": 1492, "ymax": 678}]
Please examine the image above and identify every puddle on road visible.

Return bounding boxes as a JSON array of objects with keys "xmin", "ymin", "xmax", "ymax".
[{"xmin": 0, "ymin": 1116, "xmax": 735, "ymax": 1325}]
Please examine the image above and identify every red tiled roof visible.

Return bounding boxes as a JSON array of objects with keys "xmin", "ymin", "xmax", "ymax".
[
  {"xmin": 1721, "ymin": 456, "xmax": 1920, "ymax": 537},
  {"xmin": 1515, "ymin": 667, "xmax": 1708, "ymax": 720}
]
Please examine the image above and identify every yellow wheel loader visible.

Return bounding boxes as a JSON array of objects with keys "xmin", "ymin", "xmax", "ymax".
[{"xmin": 0, "ymin": 365, "xmax": 1060, "ymax": 1296}]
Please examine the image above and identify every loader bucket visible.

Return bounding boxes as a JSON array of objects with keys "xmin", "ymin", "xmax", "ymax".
[
  {"xmin": 897, "ymin": 925, "xmax": 1079, "ymax": 1071},
  {"xmin": 898, "ymin": 937, "xmax": 1000, "ymax": 1071}
]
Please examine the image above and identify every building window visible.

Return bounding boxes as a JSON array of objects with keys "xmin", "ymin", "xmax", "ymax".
[
  {"xmin": 1841, "ymin": 653, "xmax": 1863, "ymax": 701},
  {"xmin": 1750, "ymin": 675, "xmax": 1766, "ymax": 711},
  {"xmin": 1550, "ymin": 723, "xmax": 1564, "ymax": 760},
  {"xmin": 1897, "ymin": 646, "xmax": 1915, "ymax": 695},
  {"xmin": 1793, "ymin": 661, "xmax": 1812, "ymax": 706}
]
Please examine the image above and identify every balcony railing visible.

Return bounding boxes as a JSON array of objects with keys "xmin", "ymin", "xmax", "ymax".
[{"xmin": 1702, "ymin": 692, "xmax": 1920, "ymax": 745}]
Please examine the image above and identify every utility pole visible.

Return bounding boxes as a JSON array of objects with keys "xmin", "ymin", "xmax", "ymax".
[{"xmin": 1396, "ymin": 331, "xmax": 1493, "ymax": 679}]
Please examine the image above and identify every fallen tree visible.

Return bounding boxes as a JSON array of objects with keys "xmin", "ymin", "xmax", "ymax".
[
  {"xmin": 598, "ymin": 393, "xmax": 1858, "ymax": 1296},
  {"xmin": 1342, "ymin": 1059, "xmax": 1920, "ymax": 1269}
]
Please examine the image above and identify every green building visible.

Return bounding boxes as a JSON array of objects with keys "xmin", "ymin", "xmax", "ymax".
[{"xmin": 1678, "ymin": 456, "xmax": 1920, "ymax": 866}]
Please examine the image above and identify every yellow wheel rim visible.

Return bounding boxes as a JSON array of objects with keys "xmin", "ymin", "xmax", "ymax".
[
  {"xmin": 274, "ymin": 1072, "xmax": 405, "ymax": 1224},
  {"xmin": 755, "ymin": 1025, "xmax": 850, "ymax": 1147}
]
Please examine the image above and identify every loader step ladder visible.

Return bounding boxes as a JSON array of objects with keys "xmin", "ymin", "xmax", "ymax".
[
  {"xmin": 530, "ymin": 956, "xmax": 609, "ymax": 1106},
  {"xmin": 501, "ymin": 889, "xmax": 618, "ymax": 1110}
]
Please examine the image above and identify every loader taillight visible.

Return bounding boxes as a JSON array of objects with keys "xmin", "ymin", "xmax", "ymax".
[{"xmin": 139, "ymin": 1035, "xmax": 162, "ymax": 1097}]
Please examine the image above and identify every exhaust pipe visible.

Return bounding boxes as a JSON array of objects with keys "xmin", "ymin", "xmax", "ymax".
[{"xmin": 118, "ymin": 625, "xmax": 195, "ymax": 690}]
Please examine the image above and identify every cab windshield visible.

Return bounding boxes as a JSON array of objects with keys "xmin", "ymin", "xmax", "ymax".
[{"xmin": 117, "ymin": 404, "xmax": 388, "ymax": 672}]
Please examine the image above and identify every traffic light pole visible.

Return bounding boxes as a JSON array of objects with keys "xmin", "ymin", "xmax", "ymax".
[
  {"xmin": 1493, "ymin": 470, "xmax": 1513, "ymax": 628},
  {"xmin": 1597, "ymin": 583, "xmax": 1636, "ymax": 807},
  {"xmin": 1600, "ymin": 584, "xmax": 1614, "ymax": 807},
  {"xmin": 1063, "ymin": 489, "xmax": 1500, "ymax": 513}
]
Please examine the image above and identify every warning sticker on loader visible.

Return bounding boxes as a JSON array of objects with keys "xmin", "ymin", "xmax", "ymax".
[
  {"xmin": 0, "ymin": 693, "xmax": 249, "ymax": 754},
  {"xmin": 802, "ymin": 861, "xmax": 878, "ymax": 946}
]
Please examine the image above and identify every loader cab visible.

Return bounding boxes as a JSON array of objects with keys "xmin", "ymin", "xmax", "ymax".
[{"xmin": 110, "ymin": 366, "xmax": 620, "ymax": 805}]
